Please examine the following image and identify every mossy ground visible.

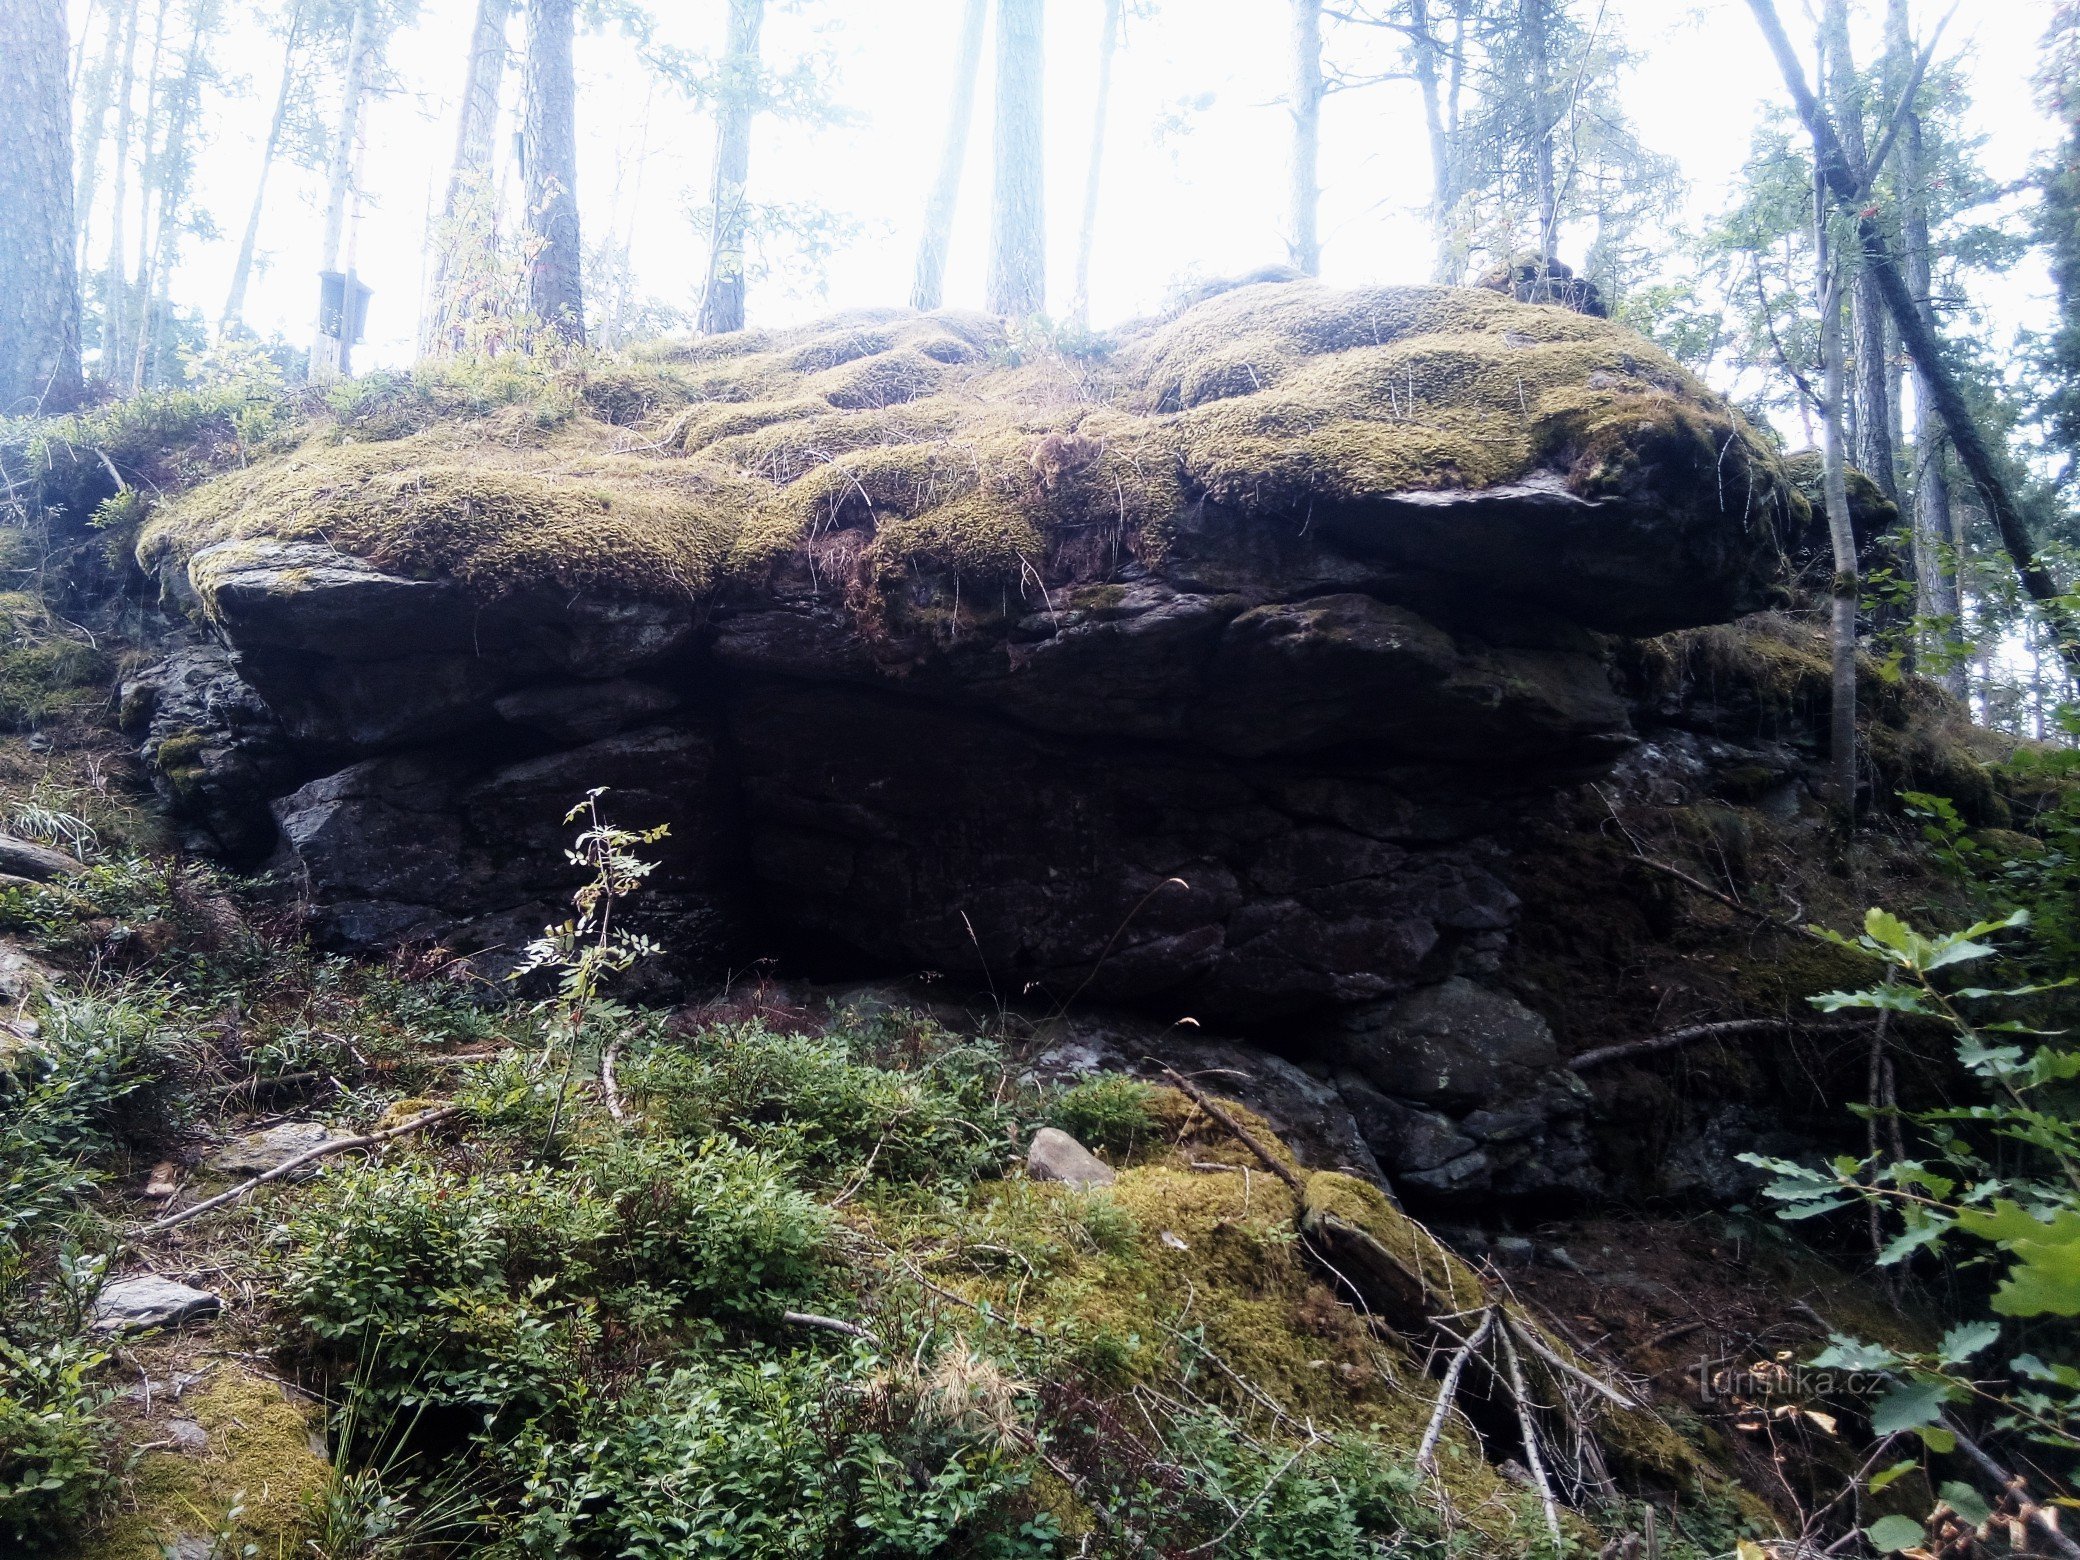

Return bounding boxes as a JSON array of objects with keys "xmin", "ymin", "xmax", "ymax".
[{"xmin": 133, "ymin": 284, "xmax": 1796, "ymax": 642}]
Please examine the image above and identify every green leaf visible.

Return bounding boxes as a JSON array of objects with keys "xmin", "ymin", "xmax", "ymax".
[
  {"xmin": 1862, "ymin": 909, "xmax": 1924, "ymax": 958},
  {"xmin": 1868, "ymin": 1460, "xmax": 1918, "ymax": 1494},
  {"xmin": 1939, "ymin": 1482, "xmax": 1991, "ymax": 1528},
  {"xmin": 1812, "ymin": 1336, "xmax": 1900, "ymax": 1371},
  {"xmin": 1954, "ymin": 1203, "xmax": 2080, "ymax": 1316},
  {"xmin": 1866, "ymin": 1514, "xmax": 1927, "ymax": 1552},
  {"xmin": 1914, "ymin": 1425, "xmax": 1955, "ymax": 1454},
  {"xmin": 1936, "ymin": 1321, "xmax": 2000, "ymax": 1365},
  {"xmin": 1870, "ymin": 1378, "xmax": 1950, "ymax": 1436}
]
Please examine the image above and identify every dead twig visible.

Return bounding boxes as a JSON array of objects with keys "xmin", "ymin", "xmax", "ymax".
[
  {"xmin": 601, "ymin": 1036, "xmax": 628, "ymax": 1124},
  {"xmin": 144, "ymin": 1105, "xmax": 464, "ymax": 1233},
  {"xmin": 1417, "ymin": 1306, "xmax": 1496, "ymax": 1469},
  {"xmin": 1499, "ymin": 1322, "xmax": 1565, "ymax": 1550},
  {"xmin": 1569, "ymin": 1018, "xmax": 1861, "ymax": 1072},
  {"xmin": 1504, "ymin": 1315, "xmax": 1640, "ymax": 1411},
  {"xmin": 1153, "ymin": 1063, "xmax": 1304, "ymax": 1195}
]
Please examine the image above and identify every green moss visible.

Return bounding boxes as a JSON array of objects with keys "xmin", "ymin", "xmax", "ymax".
[
  {"xmin": 138, "ymin": 282, "xmax": 1784, "ymax": 644},
  {"xmin": 76, "ymin": 1367, "xmax": 326, "ymax": 1560}
]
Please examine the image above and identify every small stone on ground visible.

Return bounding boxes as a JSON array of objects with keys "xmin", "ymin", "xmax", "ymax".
[
  {"xmin": 1027, "ymin": 1127, "xmax": 1117, "ymax": 1189},
  {"xmin": 206, "ymin": 1120, "xmax": 347, "ymax": 1178},
  {"xmin": 93, "ymin": 1275, "xmax": 221, "ymax": 1334}
]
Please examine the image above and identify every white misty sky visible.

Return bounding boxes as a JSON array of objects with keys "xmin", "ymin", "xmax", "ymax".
[{"xmin": 99, "ymin": 0, "xmax": 2059, "ymax": 378}]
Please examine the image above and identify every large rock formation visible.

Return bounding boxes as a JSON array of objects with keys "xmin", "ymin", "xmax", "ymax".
[{"xmin": 123, "ymin": 279, "xmax": 1817, "ymax": 1204}]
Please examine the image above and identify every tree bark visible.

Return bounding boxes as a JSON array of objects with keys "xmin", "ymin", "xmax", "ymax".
[
  {"xmin": 222, "ymin": 5, "xmax": 305, "ymax": 337},
  {"xmin": 0, "ymin": 0, "xmax": 83, "ymax": 413},
  {"xmin": 1525, "ymin": 0, "xmax": 1558, "ymax": 264},
  {"xmin": 987, "ymin": 0, "xmax": 1046, "ymax": 318},
  {"xmin": 1818, "ymin": 161, "xmax": 1861, "ymax": 821},
  {"xmin": 1067, "ymin": 0, "xmax": 1122, "ymax": 328},
  {"xmin": 132, "ymin": 0, "xmax": 210, "ymax": 392},
  {"xmin": 72, "ymin": 0, "xmax": 122, "ymax": 278},
  {"xmin": 1407, "ymin": 0, "xmax": 1458, "ymax": 283},
  {"xmin": 1825, "ymin": 0, "xmax": 1899, "ymax": 504},
  {"xmin": 699, "ymin": 0, "xmax": 765, "ymax": 336},
  {"xmin": 312, "ymin": 0, "xmax": 371, "ymax": 379},
  {"xmin": 912, "ymin": 0, "xmax": 987, "ymax": 312},
  {"xmin": 424, "ymin": 0, "xmax": 513, "ymax": 354},
  {"xmin": 1287, "ymin": 0, "xmax": 1323, "ymax": 277},
  {"xmin": 100, "ymin": 0, "xmax": 139, "ymax": 383},
  {"xmin": 1747, "ymin": 0, "xmax": 2080, "ymax": 681},
  {"xmin": 522, "ymin": 0, "xmax": 585, "ymax": 344},
  {"xmin": 1887, "ymin": 0, "xmax": 1964, "ymax": 697}
]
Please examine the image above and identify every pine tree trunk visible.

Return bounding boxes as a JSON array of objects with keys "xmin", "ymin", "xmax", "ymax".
[
  {"xmin": 425, "ymin": 0, "xmax": 512, "ymax": 355},
  {"xmin": 987, "ymin": 0, "xmax": 1046, "ymax": 317},
  {"xmin": 1067, "ymin": 0, "xmax": 1122, "ymax": 328},
  {"xmin": 1887, "ymin": 0, "xmax": 1963, "ymax": 697},
  {"xmin": 1287, "ymin": 0, "xmax": 1323, "ymax": 277},
  {"xmin": 699, "ymin": 0, "xmax": 765, "ymax": 336},
  {"xmin": 0, "ymin": 0, "xmax": 83, "ymax": 413},
  {"xmin": 1824, "ymin": 1, "xmax": 1898, "ymax": 503},
  {"xmin": 73, "ymin": 0, "xmax": 122, "ymax": 277},
  {"xmin": 100, "ymin": 0, "xmax": 139, "ymax": 382},
  {"xmin": 1526, "ymin": 0, "xmax": 1558, "ymax": 263},
  {"xmin": 912, "ymin": 0, "xmax": 987, "ymax": 312},
  {"xmin": 313, "ymin": 0, "xmax": 371, "ymax": 379},
  {"xmin": 523, "ymin": 0, "xmax": 584, "ymax": 344},
  {"xmin": 127, "ymin": 0, "xmax": 170, "ymax": 386},
  {"xmin": 1815, "ymin": 70, "xmax": 1859, "ymax": 820},
  {"xmin": 223, "ymin": 6, "xmax": 306, "ymax": 337},
  {"xmin": 1409, "ymin": 0, "xmax": 1457, "ymax": 284},
  {"xmin": 133, "ymin": 2, "xmax": 209, "ymax": 392}
]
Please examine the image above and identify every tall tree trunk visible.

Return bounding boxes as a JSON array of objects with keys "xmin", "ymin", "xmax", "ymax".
[
  {"xmin": 522, "ymin": 0, "xmax": 584, "ymax": 344},
  {"xmin": 1287, "ymin": 0, "xmax": 1323, "ymax": 277},
  {"xmin": 73, "ymin": 0, "xmax": 122, "ymax": 277},
  {"xmin": 1525, "ymin": 0, "xmax": 1558, "ymax": 263},
  {"xmin": 425, "ymin": 0, "xmax": 513, "ymax": 354},
  {"xmin": 1817, "ymin": 165, "xmax": 1860, "ymax": 820},
  {"xmin": 1408, "ymin": 0, "xmax": 1457, "ymax": 283},
  {"xmin": 127, "ymin": 0, "xmax": 169, "ymax": 378},
  {"xmin": 1748, "ymin": 0, "xmax": 2080, "ymax": 681},
  {"xmin": 987, "ymin": 0, "xmax": 1045, "ymax": 317},
  {"xmin": 1825, "ymin": 0, "xmax": 1899, "ymax": 503},
  {"xmin": 133, "ymin": 1, "xmax": 209, "ymax": 392},
  {"xmin": 223, "ymin": 5, "xmax": 306, "ymax": 337},
  {"xmin": 100, "ymin": 0, "xmax": 139, "ymax": 382},
  {"xmin": 313, "ymin": 0, "xmax": 371, "ymax": 379},
  {"xmin": 0, "ymin": 0, "xmax": 83, "ymax": 413},
  {"xmin": 1067, "ymin": 0, "xmax": 1122, "ymax": 328},
  {"xmin": 913, "ymin": 0, "xmax": 987, "ymax": 312},
  {"xmin": 1887, "ymin": 0, "xmax": 1964, "ymax": 697},
  {"xmin": 699, "ymin": 0, "xmax": 765, "ymax": 336}
]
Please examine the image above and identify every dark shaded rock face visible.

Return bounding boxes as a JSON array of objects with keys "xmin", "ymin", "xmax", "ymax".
[{"xmin": 129, "ymin": 289, "xmax": 1809, "ymax": 1209}]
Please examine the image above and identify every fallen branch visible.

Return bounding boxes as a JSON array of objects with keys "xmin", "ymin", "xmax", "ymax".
[
  {"xmin": 1417, "ymin": 1306, "xmax": 1496, "ymax": 1469},
  {"xmin": 1633, "ymin": 856, "xmax": 1803, "ymax": 931},
  {"xmin": 1569, "ymin": 1017, "xmax": 1861, "ymax": 1072},
  {"xmin": 145, "ymin": 1105, "xmax": 464, "ymax": 1232},
  {"xmin": 1505, "ymin": 1314, "xmax": 1640, "ymax": 1411},
  {"xmin": 781, "ymin": 1310, "xmax": 878, "ymax": 1342},
  {"xmin": 223, "ymin": 1048, "xmax": 503, "ymax": 1098},
  {"xmin": 1154, "ymin": 1063, "xmax": 1304, "ymax": 1194},
  {"xmin": 1499, "ymin": 1322, "xmax": 1565, "ymax": 1550}
]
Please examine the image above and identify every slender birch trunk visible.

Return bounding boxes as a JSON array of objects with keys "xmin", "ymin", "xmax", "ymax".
[
  {"xmin": 912, "ymin": 0, "xmax": 987, "ymax": 312},
  {"xmin": 133, "ymin": 1, "xmax": 209, "ymax": 391},
  {"xmin": 1825, "ymin": 2, "xmax": 1898, "ymax": 504},
  {"xmin": 1287, "ymin": 0, "xmax": 1323, "ymax": 277},
  {"xmin": 699, "ymin": 0, "xmax": 764, "ymax": 336},
  {"xmin": 1815, "ymin": 47, "xmax": 1859, "ymax": 820},
  {"xmin": 1067, "ymin": 0, "xmax": 1122, "ymax": 328},
  {"xmin": 312, "ymin": 0, "xmax": 371, "ymax": 379},
  {"xmin": 222, "ymin": 4, "xmax": 305, "ymax": 337}
]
